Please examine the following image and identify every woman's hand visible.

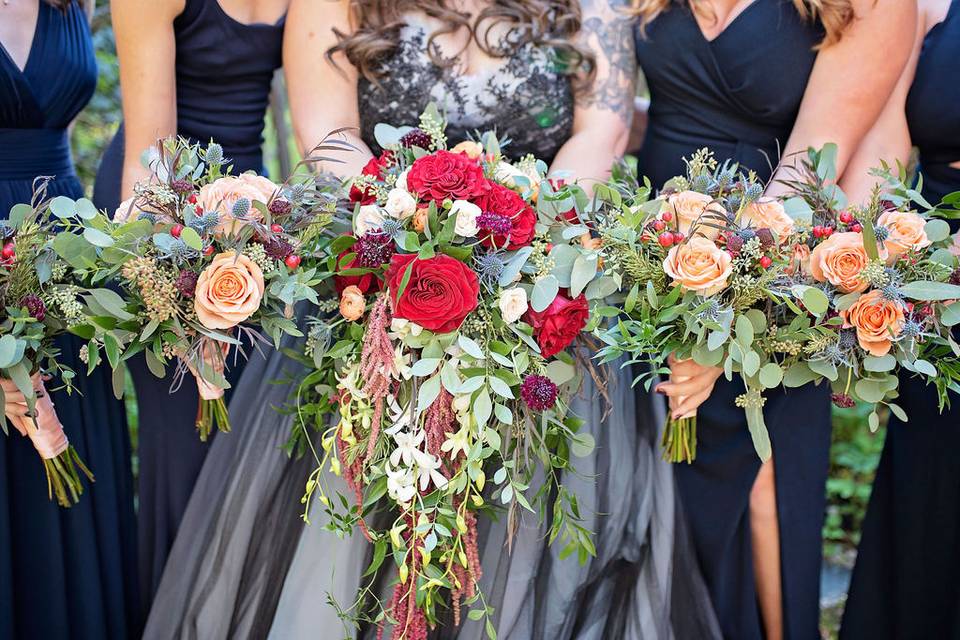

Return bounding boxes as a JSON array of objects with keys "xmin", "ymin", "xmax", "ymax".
[
  {"xmin": 656, "ymin": 354, "xmax": 723, "ymax": 421},
  {"xmin": 1, "ymin": 378, "xmax": 31, "ymax": 421}
]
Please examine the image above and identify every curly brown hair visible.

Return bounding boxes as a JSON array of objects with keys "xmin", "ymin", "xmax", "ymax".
[
  {"xmin": 632, "ymin": 0, "xmax": 855, "ymax": 47},
  {"xmin": 328, "ymin": 0, "xmax": 596, "ymax": 86}
]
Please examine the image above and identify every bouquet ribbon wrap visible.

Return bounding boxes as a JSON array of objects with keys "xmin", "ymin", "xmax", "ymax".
[
  {"xmin": 2, "ymin": 375, "xmax": 69, "ymax": 459},
  {"xmin": 182, "ymin": 340, "xmax": 231, "ymax": 440},
  {"xmin": 1, "ymin": 374, "xmax": 93, "ymax": 506}
]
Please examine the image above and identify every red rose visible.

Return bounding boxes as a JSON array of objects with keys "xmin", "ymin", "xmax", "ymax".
[
  {"xmin": 525, "ymin": 293, "xmax": 589, "ymax": 358},
  {"xmin": 385, "ymin": 253, "xmax": 480, "ymax": 334},
  {"xmin": 350, "ymin": 151, "xmax": 394, "ymax": 205},
  {"xmin": 475, "ymin": 182, "xmax": 537, "ymax": 250},
  {"xmin": 406, "ymin": 150, "xmax": 488, "ymax": 204},
  {"xmin": 334, "ymin": 236, "xmax": 380, "ymax": 294}
]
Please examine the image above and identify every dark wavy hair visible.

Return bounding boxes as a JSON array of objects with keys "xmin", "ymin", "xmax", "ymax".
[{"xmin": 328, "ymin": 0, "xmax": 595, "ymax": 88}]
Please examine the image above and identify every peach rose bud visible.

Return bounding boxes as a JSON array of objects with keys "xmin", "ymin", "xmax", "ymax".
[
  {"xmin": 666, "ymin": 191, "xmax": 726, "ymax": 240},
  {"xmin": 451, "ymin": 140, "xmax": 484, "ymax": 160},
  {"xmin": 877, "ymin": 209, "xmax": 932, "ymax": 259},
  {"xmin": 809, "ymin": 231, "xmax": 886, "ymax": 294},
  {"xmin": 412, "ymin": 207, "xmax": 429, "ymax": 233},
  {"xmin": 662, "ymin": 236, "xmax": 733, "ymax": 296},
  {"xmin": 840, "ymin": 290, "xmax": 905, "ymax": 357},
  {"xmin": 741, "ymin": 198, "xmax": 795, "ymax": 244},
  {"xmin": 339, "ymin": 285, "xmax": 366, "ymax": 321},
  {"xmin": 198, "ymin": 173, "xmax": 276, "ymax": 235},
  {"xmin": 194, "ymin": 251, "xmax": 265, "ymax": 329}
]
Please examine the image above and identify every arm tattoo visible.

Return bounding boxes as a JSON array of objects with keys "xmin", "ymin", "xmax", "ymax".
[{"xmin": 576, "ymin": 0, "xmax": 638, "ymax": 123}]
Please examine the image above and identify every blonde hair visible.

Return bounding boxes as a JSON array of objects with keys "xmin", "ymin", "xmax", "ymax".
[{"xmin": 632, "ymin": 0, "xmax": 855, "ymax": 46}]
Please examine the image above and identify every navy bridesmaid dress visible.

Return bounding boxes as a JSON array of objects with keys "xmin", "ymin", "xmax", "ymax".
[
  {"xmin": 0, "ymin": 3, "xmax": 138, "ymax": 639},
  {"xmin": 91, "ymin": 0, "xmax": 285, "ymax": 617},
  {"xmin": 841, "ymin": 3, "xmax": 960, "ymax": 638},
  {"xmin": 634, "ymin": 2, "xmax": 832, "ymax": 638}
]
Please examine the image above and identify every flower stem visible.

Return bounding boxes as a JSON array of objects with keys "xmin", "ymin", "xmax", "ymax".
[{"xmin": 661, "ymin": 414, "xmax": 698, "ymax": 464}]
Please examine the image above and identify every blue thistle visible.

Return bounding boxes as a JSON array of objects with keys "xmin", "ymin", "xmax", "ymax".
[
  {"xmin": 138, "ymin": 212, "xmax": 158, "ymax": 224},
  {"xmin": 880, "ymin": 283, "xmax": 904, "ymax": 302},
  {"xmin": 162, "ymin": 238, "xmax": 199, "ymax": 264},
  {"xmin": 205, "ymin": 143, "xmax": 224, "ymax": 165},
  {"xmin": 727, "ymin": 193, "xmax": 743, "ymax": 211},
  {"xmin": 744, "ymin": 182, "xmax": 763, "ymax": 202},
  {"xmin": 474, "ymin": 252, "xmax": 506, "ymax": 287},
  {"xmin": 874, "ymin": 225, "xmax": 890, "ymax": 242},
  {"xmin": 839, "ymin": 328, "xmax": 858, "ymax": 350},
  {"xmin": 379, "ymin": 218, "xmax": 404, "ymax": 238},
  {"xmin": 690, "ymin": 174, "xmax": 711, "ymax": 193},
  {"xmin": 900, "ymin": 319, "xmax": 925, "ymax": 340},
  {"xmin": 232, "ymin": 198, "xmax": 251, "ymax": 219}
]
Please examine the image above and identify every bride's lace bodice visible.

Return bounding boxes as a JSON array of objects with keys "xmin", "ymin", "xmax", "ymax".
[{"xmin": 358, "ymin": 19, "xmax": 575, "ymax": 163}]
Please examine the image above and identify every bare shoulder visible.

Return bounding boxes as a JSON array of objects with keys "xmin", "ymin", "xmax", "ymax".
[
  {"xmin": 920, "ymin": 0, "xmax": 952, "ymax": 32},
  {"xmin": 111, "ymin": 0, "xmax": 184, "ymax": 23}
]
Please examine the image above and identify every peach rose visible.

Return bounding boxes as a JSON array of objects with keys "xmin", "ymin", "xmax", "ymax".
[
  {"xmin": 840, "ymin": 290, "xmax": 905, "ymax": 357},
  {"xmin": 666, "ymin": 191, "xmax": 725, "ymax": 240},
  {"xmin": 662, "ymin": 236, "xmax": 733, "ymax": 296},
  {"xmin": 198, "ymin": 173, "xmax": 277, "ymax": 235},
  {"xmin": 194, "ymin": 251, "xmax": 265, "ymax": 329},
  {"xmin": 451, "ymin": 140, "xmax": 484, "ymax": 160},
  {"xmin": 412, "ymin": 207, "xmax": 429, "ymax": 233},
  {"xmin": 809, "ymin": 232, "xmax": 886, "ymax": 294},
  {"xmin": 785, "ymin": 243, "xmax": 812, "ymax": 276},
  {"xmin": 950, "ymin": 232, "xmax": 960, "ymax": 258},
  {"xmin": 877, "ymin": 209, "xmax": 931, "ymax": 259},
  {"xmin": 741, "ymin": 198, "xmax": 795, "ymax": 243},
  {"xmin": 339, "ymin": 285, "xmax": 365, "ymax": 321}
]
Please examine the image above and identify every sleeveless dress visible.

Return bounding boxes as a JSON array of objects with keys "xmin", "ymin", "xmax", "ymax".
[
  {"xmin": 634, "ymin": 3, "xmax": 832, "ymax": 639},
  {"xmin": 91, "ymin": 0, "xmax": 284, "ymax": 616},
  {"xmin": 143, "ymin": 15, "xmax": 719, "ymax": 640},
  {"xmin": 0, "ymin": 4, "xmax": 138, "ymax": 639},
  {"xmin": 841, "ymin": 3, "xmax": 960, "ymax": 638}
]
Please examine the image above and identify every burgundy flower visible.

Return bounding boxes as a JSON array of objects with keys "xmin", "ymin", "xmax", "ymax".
[
  {"xmin": 263, "ymin": 236, "xmax": 294, "ymax": 261},
  {"xmin": 399, "ymin": 128, "xmax": 433, "ymax": 149},
  {"xmin": 831, "ymin": 393, "xmax": 856, "ymax": 409},
  {"xmin": 20, "ymin": 294, "xmax": 46, "ymax": 322},
  {"xmin": 356, "ymin": 230, "xmax": 395, "ymax": 268},
  {"xmin": 520, "ymin": 374, "xmax": 558, "ymax": 411},
  {"xmin": 171, "ymin": 178, "xmax": 194, "ymax": 194},
  {"xmin": 175, "ymin": 270, "xmax": 199, "ymax": 298},
  {"xmin": 268, "ymin": 198, "xmax": 292, "ymax": 215}
]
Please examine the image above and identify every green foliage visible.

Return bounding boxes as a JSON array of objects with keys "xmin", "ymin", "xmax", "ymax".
[{"xmin": 823, "ymin": 403, "xmax": 886, "ymax": 556}]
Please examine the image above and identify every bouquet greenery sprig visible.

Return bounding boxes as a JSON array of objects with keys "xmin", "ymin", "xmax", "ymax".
[
  {"xmin": 61, "ymin": 138, "xmax": 335, "ymax": 439},
  {"xmin": 1, "ymin": 181, "xmax": 97, "ymax": 506},
  {"xmin": 294, "ymin": 106, "xmax": 614, "ymax": 638}
]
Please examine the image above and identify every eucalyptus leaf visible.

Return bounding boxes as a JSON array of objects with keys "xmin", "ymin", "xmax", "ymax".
[
  {"xmin": 530, "ymin": 276, "xmax": 560, "ymax": 312},
  {"xmin": 417, "ymin": 376, "xmax": 442, "ymax": 413},
  {"xmin": 758, "ymin": 363, "xmax": 783, "ymax": 389},
  {"xmin": 899, "ymin": 281, "xmax": 960, "ymax": 301},
  {"xmin": 863, "ymin": 354, "xmax": 896, "ymax": 373},
  {"xmin": 570, "ymin": 432, "xmax": 595, "ymax": 458},
  {"xmin": 49, "ymin": 196, "xmax": 76, "ymax": 219},
  {"xmin": 569, "ymin": 254, "xmax": 597, "ymax": 298},
  {"xmin": 913, "ymin": 359, "xmax": 937, "ymax": 377},
  {"xmin": 75, "ymin": 198, "xmax": 99, "ymax": 220},
  {"xmin": 474, "ymin": 389, "xmax": 492, "ymax": 427},
  {"xmin": 83, "ymin": 226, "xmax": 115, "ymax": 248},
  {"xmin": 925, "ymin": 218, "xmax": 951, "ymax": 243},
  {"xmin": 410, "ymin": 358, "xmax": 441, "ymax": 377}
]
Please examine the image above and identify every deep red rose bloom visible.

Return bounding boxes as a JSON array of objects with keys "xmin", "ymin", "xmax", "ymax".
[
  {"xmin": 350, "ymin": 151, "xmax": 394, "ymax": 205},
  {"xmin": 385, "ymin": 253, "xmax": 480, "ymax": 334},
  {"xmin": 406, "ymin": 150, "xmax": 487, "ymax": 204},
  {"xmin": 475, "ymin": 182, "xmax": 537, "ymax": 250},
  {"xmin": 525, "ymin": 293, "xmax": 589, "ymax": 358},
  {"xmin": 334, "ymin": 235, "xmax": 381, "ymax": 294}
]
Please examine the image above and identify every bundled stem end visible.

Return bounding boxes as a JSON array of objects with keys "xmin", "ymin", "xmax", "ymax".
[
  {"xmin": 661, "ymin": 415, "xmax": 698, "ymax": 464},
  {"xmin": 196, "ymin": 397, "xmax": 231, "ymax": 442},
  {"xmin": 43, "ymin": 446, "xmax": 94, "ymax": 507}
]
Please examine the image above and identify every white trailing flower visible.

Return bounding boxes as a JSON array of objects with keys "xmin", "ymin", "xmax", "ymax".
[
  {"xmin": 386, "ymin": 463, "xmax": 417, "ymax": 504},
  {"xmin": 383, "ymin": 396, "xmax": 412, "ymax": 436},
  {"xmin": 498, "ymin": 287, "xmax": 529, "ymax": 323},
  {"xmin": 451, "ymin": 200, "xmax": 481, "ymax": 238},
  {"xmin": 389, "ymin": 318, "xmax": 424, "ymax": 340},
  {"xmin": 415, "ymin": 453, "xmax": 449, "ymax": 492},
  {"xmin": 335, "ymin": 362, "xmax": 364, "ymax": 399},
  {"xmin": 396, "ymin": 169, "xmax": 410, "ymax": 192},
  {"xmin": 440, "ymin": 425, "xmax": 471, "ymax": 459},
  {"xmin": 385, "ymin": 188, "xmax": 417, "ymax": 219},
  {"xmin": 390, "ymin": 429, "xmax": 426, "ymax": 468}
]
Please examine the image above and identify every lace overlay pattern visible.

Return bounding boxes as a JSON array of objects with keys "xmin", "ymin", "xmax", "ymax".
[{"xmin": 358, "ymin": 23, "xmax": 574, "ymax": 163}]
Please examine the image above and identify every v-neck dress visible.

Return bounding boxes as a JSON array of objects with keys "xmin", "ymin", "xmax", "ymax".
[
  {"xmin": 0, "ymin": 3, "xmax": 138, "ymax": 639},
  {"xmin": 842, "ymin": 2, "xmax": 960, "ymax": 638},
  {"xmin": 634, "ymin": 2, "xmax": 831, "ymax": 639},
  {"xmin": 90, "ymin": 0, "xmax": 285, "ymax": 619}
]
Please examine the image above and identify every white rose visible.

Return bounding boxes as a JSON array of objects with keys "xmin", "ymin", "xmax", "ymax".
[
  {"xmin": 498, "ymin": 288, "xmax": 529, "ymax": 324},
  {"xmin": 355, "ymin": 205, "xmax": 386, "ymax": 235},
  {"xmin": 396, "ymin": 169, "xmax": 410, "ymax": 192},
  {"xmin": 385, "ymin": 188, "xmax": 416, "ymax": 219},
  {"xmin": 451, "ymin": 200, "xmax": 481, "ymax": 238}
]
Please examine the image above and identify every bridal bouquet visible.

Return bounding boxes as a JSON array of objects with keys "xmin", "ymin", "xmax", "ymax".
[
  {"xmin": 298, "ymin": 107, "xmax": 611, "ymax": 637},
  {"xmin": 1, "ymin": 182, "xmax": 95, "ymax": 506},
  {"xmin": 65, "ymin": 138, "xmax": 332, "ymax": 439}
]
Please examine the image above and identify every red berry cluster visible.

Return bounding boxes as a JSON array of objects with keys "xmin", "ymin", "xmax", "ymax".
[
  {"xmin": 812, "ymin": 225, "xmax": 836, "ymax": 239},
  {"xmin": 1, "ymin": 241, "xmax": 15, "ymax": 265}
]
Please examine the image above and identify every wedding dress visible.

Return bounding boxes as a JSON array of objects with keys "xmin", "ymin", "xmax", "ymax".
[{"xmin": 143, "ymin": 13, "xmax": 719, "ymax": 640}]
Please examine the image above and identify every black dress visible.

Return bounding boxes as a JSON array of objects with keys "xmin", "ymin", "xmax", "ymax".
[
  {"xmin": 634, "ymin": 2, "xmax": 832, "ymax": 639},
  {"xmin": 841, "ymin": 3, "xmax": 960, "ymax": 638},
  {"xmin": 0, "ymin": 3, "xmax": 138, "ymax": 639},
  {"xmin": 91, "ymin": 0, "xmax": 284, "ymax": 617}
]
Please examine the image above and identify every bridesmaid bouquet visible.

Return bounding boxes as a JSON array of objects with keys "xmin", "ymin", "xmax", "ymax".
[
  {"xmin": 297, "ymin": 107, "xmax": 612, "ymax": 637},
  {"xmin": 596, "ymin": 149, "xmax": 835, "ymax": 462},
  {"xmin": 779, "ymin": 150, "xmax": 960, "ymax": 430},
  {"xmin": 1, "ymin": 182, "xmax": 96, "ymax": 506},
  {"xmin": 64, "ymin": 138, "xmax": 332, "ymax": 440}
]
